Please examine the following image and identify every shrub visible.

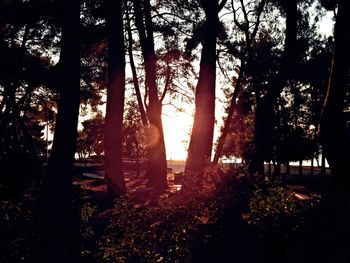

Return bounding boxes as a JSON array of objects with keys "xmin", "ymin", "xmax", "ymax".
[
  {"xmin": 97, "ymin": 163, "xmax": 239, "ymax": 263},
  {"xmin": 245, "ymin": 181, "xmax": 320, "ymax": 236}
]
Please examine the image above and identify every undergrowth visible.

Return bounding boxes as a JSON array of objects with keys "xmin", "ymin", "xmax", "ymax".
[
  {"xmin": 245, "ymin": 181, "xmax": 320, "ymax": 237},
  {"xmin": 96, "ymin": 163, "xmax": 240, "ymax": 263},
  {"xmin": 1, "ymin": 164, "xmax": 327, "ymax": 263}
]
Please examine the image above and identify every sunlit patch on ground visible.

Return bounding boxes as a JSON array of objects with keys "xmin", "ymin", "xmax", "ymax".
[{"xmin": 73, "ymin": 161, "xmax": 185, "ymax": 208}]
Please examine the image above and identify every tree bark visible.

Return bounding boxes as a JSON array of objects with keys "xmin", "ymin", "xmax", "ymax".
[
  {"xmin": 43, "ymin": 0, "xmax": 80, "ymax": 261},
  {"xmin": 320, "ymin": 0, "xmax": 350, "ymax": 184},
  {"xmin": 133, "ymin": 0, "xmax": 167, "ymax": 189},
  {"xmin": 104, "ymin": 0, "xmax": 126, "ymax": 198},
  {"xmin": 185, "ymin": 0, "xmax": 226, "ymax": 174}
]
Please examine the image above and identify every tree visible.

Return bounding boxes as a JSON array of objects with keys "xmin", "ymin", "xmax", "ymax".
[
  {"xmin": 76, "ymin": 113, "xmax": 104, "ymax": 159},
  {"xmin": 213, "ymin": 0, "xmax": 267, "ymax": 163},
  {"xmin": 133, "ymin": 0, "xmax": 168, "ymax": 189},
  {"xmin": 43, "ymin": 0, "xmax": 81, "ymax": 261},
  {"xmin": 320, "ymin": 0, "xmax": 350, "ymax": 184},
  {"xmin": 104, "ymin": 0, "xmax": 127, "ymax": 197},
  {"xmin": 185, "ymin": 0, "xmax": 227, "ymax": 174},
  {"xmin": 122, "ymin": 100, "xmax": 147, "ymax": 177},
  {"xmin": 248, "ymin": 0, "xmax": 298, "ymax": 176}
]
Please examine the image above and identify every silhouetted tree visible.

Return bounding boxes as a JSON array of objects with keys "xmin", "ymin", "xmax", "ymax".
[
  {"xmin": 213, "ymin": 0, "xmax": 267, "ymax": 163},
  {"xmin": 122, "ymin": 100, "xmax": 147, "ymax": 177},
  {"xmin": 185, "ymin": 0, "xmax": 227, "ymax": 174},
  {"xmin": 320, "ymin": 0, "xmax": 350, "ymax": 184},
  {"xmin": 249, "ymin": 0, "xmax": 298, "ymax": 176},
  {"xmin": 133, "ymin": 0, "xmax": 168, "ymax": 189},
  {"xmin": 104, "ymin": 0, "xmax": 127, "ymax": 197},
  {"xmin": 43, "ymin": 0, "xmax": 81, "ymax": 261},
  {"xmin": 76, "ymin": 113, "xmax": 104, "ymax": 158}
]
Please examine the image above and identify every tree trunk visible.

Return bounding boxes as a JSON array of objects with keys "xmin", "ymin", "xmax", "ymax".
[
  {"xmin": 321, "ymin": 148, "xmax": 326, "ymax": 176},
  {"xmin": 104, "ymin": 0, "xmax": 126, "ymax": 198},
  {"xmin": 310, "ymin": 158, "xmax": 314, "ymax": 176},
  {"xmin": 133, "ymin": 0, "xmax": 167, "ymax": 189},
  {"xmin": 125, "ymin": 4, "xmax": 148, "ymax": 125},
  {"xmin": 320, "ymin": 0, "xmax": 350, "ymax": 184},
  {"xmin": 213, "ymin": 0, "xmax": 266, "ymax": 163},
  {"xmin": 213, "ymin": 67, "xmax": 242, "ymax": 163},
  {"xmin": 299, "ymin": 160, "xmax": 303, "ymax": 176},
  {"xmin": 185, "ymin": 1, "xmax": 220, "ymax": 174},
  {"xmin": 43, "ymin": 0, "xmax": 80, "ymax": 261},
  {"xmin": 250, "ymin": 0, "xmax": 297, "ymax": 175},
  {"xmin": 272, "ymin": 161, "xmax": 281, "ymax": 181}
]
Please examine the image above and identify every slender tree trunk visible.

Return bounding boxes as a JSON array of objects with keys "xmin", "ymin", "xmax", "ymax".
[
  {"xmin": 125, "ymin": 4, "xmax": 148, "ymax": 125},
  {"xmin": 0, "ymin": 25, "xmax": 30, "ymax": 152},
  {"xmin": 43, "ymin": 0, "xmax": 80, "ymax": 261},
  {"xmin": 310, "ymin": 158, "xmax": 314, "ymax": 176},
  {"xmin": 213, "ymin": 0, "xmax": 266, "ymax": 163},
  {"xmin": 272, "ymin": 161, "xmax": 281, "ymax": 181},
  {"xmin": 250, "ymin": 0, "xmax": 297, "ymax": 175},
  {"xmin": 320, "ymin": 0, "xmax": 350, "ymax": 184},
  {"xmin": 104, "ymin": 0, "xmax": 126, "ymax": 198},
  {"xmin": 299, "ymin": 160, "xmax": 303, "ymax": 176},
  {"xmin": 133, "ymin": 0, "xmax": 167, "ymax": 189},
  {"xmin": 126, "ymin": 3, "xmax": 153, "ymax": 182},
  {"xmin": 185, "ymin": 1, "xmax": 221, "ymax": 174},
  {"xmin": 321, "ymin": 148, "xmax": 326, "ymax": 176},
  {"xmin": 213, "ymin": 67, "xmax": 243, "ymax": 163}
]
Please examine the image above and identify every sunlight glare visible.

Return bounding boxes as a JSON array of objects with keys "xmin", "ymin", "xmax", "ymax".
[
  {"xmin": 162, "ymin": 105, "xmax": 193, "ymax": 160},
  {"xmin": 145, "ymin": 124, "xmax": 160, "ymax": 149}
]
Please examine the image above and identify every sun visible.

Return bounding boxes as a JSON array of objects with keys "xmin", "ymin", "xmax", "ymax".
[{"xmin": 162, "ymin": 105, "xmax": 193, "ymax": 161}]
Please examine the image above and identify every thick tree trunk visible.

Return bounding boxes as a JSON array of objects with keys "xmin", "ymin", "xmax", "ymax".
[
  {"xmin": 43, "ymin": 0, "xmax": 80, "ymax": 261},
  {"xmin": 105, "ymin": 0, "xmax": 126, "ymax": 198},
  {"xmin": 133, "ymin": 0, "xmax": 167, "ymax": 189},
  {"xmin": 320, "ymin": 0, "xmax": 350, "ymax": 184},
  {"xmin": 251, "ymin": 97, "xmax": 274, "ymax": 175},
  {"xmin": 185, "ymin": 1, "xmax": 220, "ymax": 174}
]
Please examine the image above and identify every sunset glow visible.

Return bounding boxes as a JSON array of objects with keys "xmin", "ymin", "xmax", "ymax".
[{"xmin": 162, "ymin": 105, "xmax": 193, "ymax": 160}]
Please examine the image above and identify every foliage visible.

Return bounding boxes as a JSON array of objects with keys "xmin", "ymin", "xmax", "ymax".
[
  {"xmin": 245, "ymin": 181, "xmax": 320, "ymax": 236},
  {"xmin": 122, "ymin": 100, "xmax": 147, "ymax": 160},
  {"xmin": 0, "ymin": 184, "xmax": 41, "ymax": 262},
  {"xmin": 76, "ymin": 113, "xmax": 105, "ymax": 158},
  {"xmin": 0, "ymin": 182, "xmax": 98, "ymax": 263},
  {"xmin": 0, "ymin": 152, "xmax": 42, "ymax": 198},
  {"xmin": 97, "ymin": 163, "xmax": 236, "ymax": 262}
]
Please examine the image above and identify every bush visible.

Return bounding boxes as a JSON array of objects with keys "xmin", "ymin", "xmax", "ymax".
[
  {"xmin": 97, "ymin": 163, "xmax": 239, "ymax": 263},
  {"xmin": 245, "ymin": 181, "xmax": 320, "ymax": 236}
]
